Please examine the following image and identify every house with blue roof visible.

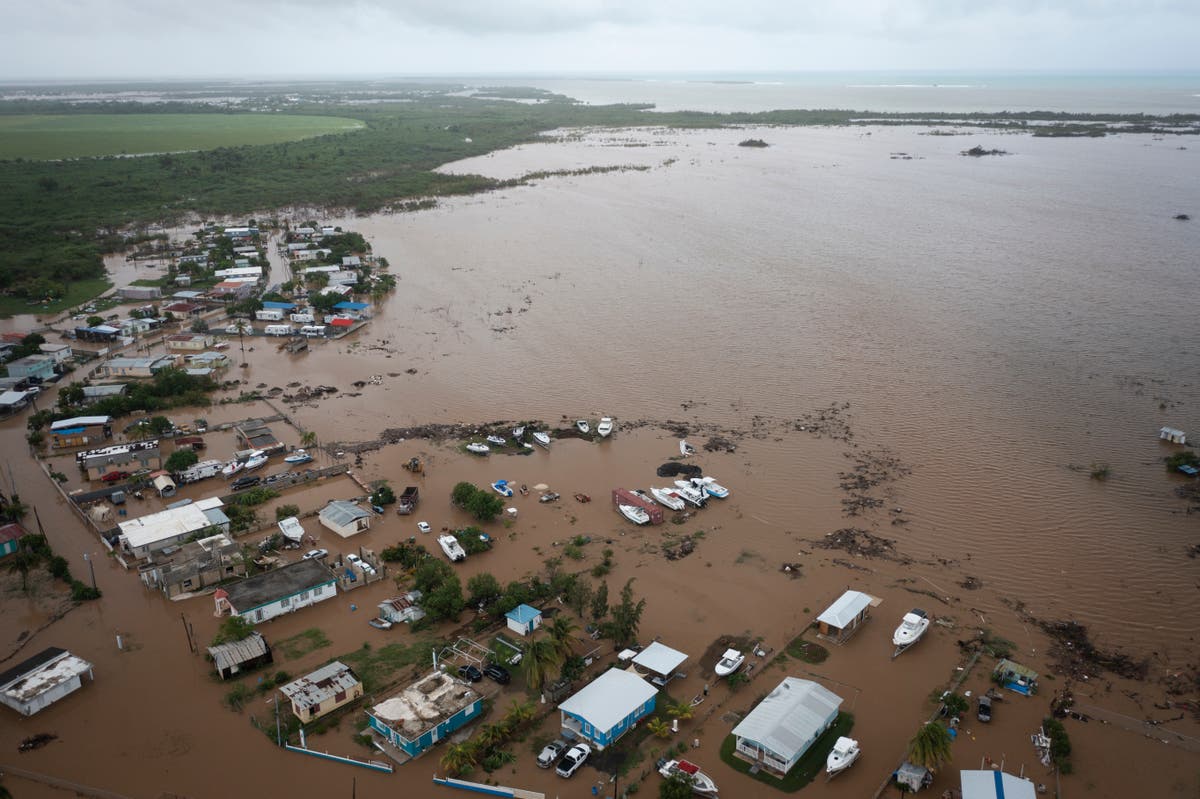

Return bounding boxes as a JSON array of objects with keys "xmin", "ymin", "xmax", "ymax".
[
  {"xmin": 505, "ymin": 604, "xmax": 543, "ymax": 636},
  {"xmin": 558, "ymin": 668, "xmax": 658, "ymax": 750},
  {"xmin": 333, "ymin": 301, "xmax": 369, "ymax": 312},
  {"xmin": 261, "ymin": 301, "xmax": 296, "ymax": 311}
]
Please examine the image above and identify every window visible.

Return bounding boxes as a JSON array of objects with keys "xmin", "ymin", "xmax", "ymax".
[
  {"xmin": 299, "ymin": 590, "xmax": 309, "ymax": 600},
  {"xmin": 335, "ymin": 690, "xmax": 347, "ymax": 702},
  {"xmin": 280, "ymin": 595, "xmax": 290, "ymax": 607},
  {"xmin": 183, "ymin": 579, "xmax": 193, "ymax": 588},
  {"xmin": 254, "ymin": 609, "xmax": 264, "ymax": 621}
]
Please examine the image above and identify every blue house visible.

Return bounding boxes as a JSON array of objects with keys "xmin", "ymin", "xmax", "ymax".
[
  {"xmin": 368, "ymin": 670, "xmax": 483, "ymax": 758},
  {"xmin": 5, "ymin": 356, "xmax": 57, "ymax": 382},
  {"xmin": 505, "ymin": 604, "xmax": 543, "ymax": 636},
  {"xmin": 558, "ymin": 668, "xmax": 658, "ymax": 750},
  {"xmin": 0, "ymin": 523, "xmax": 27, "ymax": 558}
]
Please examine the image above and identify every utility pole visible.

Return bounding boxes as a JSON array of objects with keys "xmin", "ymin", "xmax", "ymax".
[{"xmin": 84, "ymin": 552, "xmax": 97, "ymax": 591}]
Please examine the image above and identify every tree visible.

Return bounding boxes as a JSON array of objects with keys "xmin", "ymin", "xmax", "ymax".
[
  {"xmin": 164, "ymin": 448, "xmax": 199, "ymax": 473},
  {"xmin": 86, "ymin": 315, "xmax": 104, "ymax": 327},
  {"xmin": 465, "ymin": 491, "xmax": 504, "ymax": 522},
  {"xmin": 300, "ymin": 430, "xmax": 318, "ymax": 448},
  {"xmin": 521, "ymin": 636, "xmax": 564, "ymax": 693},
  {"xmin": 660, "ymin": 773, "xmax": 694, "ymax": 799},
  {"xmin": 546, "ymin": 615, "xmax": 578, "ymax": 660},
  {"xmin": 57, "ymin": 382, "xmax": 85, "ymax": 409},
  {"xmin": 666, "ymin": 700, "xmax": 694, "ymax": 721},
  {"xmin": 190, "ymin": 317, "xmax": 210, "ymax": 333},
  {"xmin": 439, "ymin": 741, "xmax": 478, "ymax": 776},
  {"xmin": 147, "ymin": 415, "xmax": 174, "ymax": 435},
  {"xmin": 5, "ymin": 547, "xmax": 39, "ymax": 593},
  {"xmin": 591, "ymin": 581, "xmax": 609, "ymax": 623},
  {"xmin": 907, "ymin": 722, "xmax": 953, "ymax": 772},
  {"xmin": 413, "ymin": 559, "xmax": 455, "ymax": 594},
  {"xmin": 475, "ymin": 723, "xmax": 507, "ymax": 751},
  {"xmin": 466, "ymin": 572, "xmax": 502, "ymax": 608},
  {"xmin": 211, "ymin": 615, "xmax": 254, "ymax": 646},
  {"xmin": 274, "ymin": 504, "xmax": 300, "ymax": 521},
  {"xmin": 451, "ymin": 481, "xmax": 477, "ymax": 507},
  {"xmin": 503, "ymin": 699, "xmax": 537, "ymax": 728},
  {"xmin": 564, "ymin": 577, "xmax": 593, "ymax": 619},
  {"xmin": 370, "ymin": 483, "xmax": 395, "ymax": 505},
  {"xmin": 604, "ymin": 579, "xmax": 646, "ymax": 648},
  {"xmin": 647, "ymin": 717, "xmax": 672, "ymax": 739},
  {"xmin": 423, "ymin": 574, "xmax": 465, "ymax": 621}
]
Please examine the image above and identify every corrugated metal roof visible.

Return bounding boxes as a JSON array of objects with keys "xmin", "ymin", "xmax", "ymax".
[
  {"xmin": 320, "ymin": 500, "xmax": 369, "ymax": 527},
  {"xmin": 558, "ymin": 668, "xmax": 657, "ymax": 733},
  {"xmin": 279, "ymin": 661, "xmax": 360, "ymax": 707},
  {"xmin": 730, "ymin": 678, "xmax": 842, "ymax": 759},
  {"xmin": 816, "ymin": 590, "xmax": 873, "ymax": 629},
  {"xmin": 50, "ymin": 415, "xmax": 110, "ymax": 430},
  {"xmin": 632, "ymin": 641, "xmax": 687, "ymax": 676},
  {"xmin": 207, "ymin": 633, "xmax": 270, "ymax": 674},
  {"xmin": 505, "ymin": 604, "xmax": 542, "ymax": 624}
]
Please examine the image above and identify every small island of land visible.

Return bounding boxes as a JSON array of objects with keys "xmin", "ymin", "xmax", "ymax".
[
  {"xmin": 738, "ymin": 138, "xmax": 769, "ymax": 148},
  {"xmin": 961, "ymin": 145, "xmax": 1010, "ymax": 157}
]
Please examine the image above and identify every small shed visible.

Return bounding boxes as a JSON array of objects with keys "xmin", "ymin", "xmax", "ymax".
[
  {"xmin": 379, "ymin": 592, "xmax": 426, "ymax": 624},
  {"xmin": 1159, "ymin": 427, "xmax": 1187, "ymax": 445},
  {"xmin": 993, "ymin": 659, "xmax": 1039, "ymax": 695},
  {"xmin": 894, "ymin": 762, "xmax": 933, "ymax": 792},
  {"xmin": 505, "ymin": 604, "xmax": 543, "ymax": 636},
  {"xmin": 631, "ymin": 641, "xmax": 688, "ymax": 685},
  {"xmin": 0, "ymin": 646, "xmax": 94, "ymax": 716},
  {"xmin": 0, "ymin": 522, "xmax": 28, "ymax": 558},
  {"xmin": 207, "ymin": 632, "xmax": 273, "ymax": 679},
  {"xmin": 816, "ymin": 590, "xmax": 875, "ymax": 643},
  {"xmin": 961, "ymin": 770, "xmax": 1038, "ymax": 799},
  {"xmin": 150, "ymin": 471, "xmax": 177, "ymax": 498},
  {"xmin": 319, "ymin": 500, "xmax": 372, "ymax": 538}
]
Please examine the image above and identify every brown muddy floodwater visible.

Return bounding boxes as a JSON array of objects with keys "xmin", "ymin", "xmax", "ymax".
[{"xmin": 2, "ymin": 125, "xmax": 1199, "ymax": 799}]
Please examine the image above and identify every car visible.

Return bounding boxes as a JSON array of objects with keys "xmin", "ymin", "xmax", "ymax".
[
  {"xmin": 555, "ymin": 743, "xmax": 591, "ymax": 778},
  {"xmin": 417, "ymin": 521, "xmax": 431, "ymax": 533},
  {"xmin": 536, "ymin": 739, "xmax": 568, "ymax": 768},
  {"xmin": 346, "ymin": 553, "xmax": 362, "ymax": 565},
  {"xmin": 483, "ymin": 664, "xmax": 510, "ymax": 684},
  {"xmin": 457, "ymin": 664, "xmax": 483, "ymax": 683},
  {"xmin": 977, "ymin": 695, "xmax": 993, "ymax": 723},
  {"xmin": 303, "ymin": 549, "xmax": 329, "ymax": 560},
  {"xmin": 231, "ymin": 475, "xmax": 261, "ymax": 491},
  {"xmin": 100, "ymin": 471, "xmax": 130, "ymax": 483},
  {"xmin": 25, "ymin": 386, "xmax": 41, "ymax": 396},
  {"xmin": 368, "ymin": 618, "xmax": 393, "ymax": 630}
]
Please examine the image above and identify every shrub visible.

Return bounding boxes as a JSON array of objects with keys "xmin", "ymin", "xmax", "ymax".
[{"xmin": 275, "ymin": 504, "xmax": 300, "ymax": 521}]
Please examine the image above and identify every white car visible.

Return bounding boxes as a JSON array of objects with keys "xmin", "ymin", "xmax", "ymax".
[
  {"xmin": 537, "ymin": 740, "xmax": 568, "ymax": 768},
  {"xmin": 417, "ymin": 521, "xmax": 431, "ymax": 533},
  {"xmin": 555, "ymin": 743, "xmax": 591, "ymax": 778},
  {"xmin": 346, "ymin": 553, "xmax": 375, "ymax": 575},
  {"xmin": 303, "ymin": 548, "xmax": 328, "ymax": 560}
]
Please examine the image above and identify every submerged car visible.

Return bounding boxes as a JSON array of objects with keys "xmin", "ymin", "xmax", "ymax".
[
  {"xmin": 417, "ymin": 521, "xmax": 431, "ymax": 533},
  {"xmin": 231, "ymin": 475, "xmax": 261, "ymax": 491},
  {"xmin": 556, "ymin": 743, "xmax": 591, "ymax": 778},
  {"xmin": 368, "ymin": 618, "xmax": 393, "ymax": 630}
]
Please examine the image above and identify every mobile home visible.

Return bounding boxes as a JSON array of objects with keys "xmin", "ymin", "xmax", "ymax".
[
  {"xmin": 264, "ymin": 324, "xmax": 293, "ymax": 337},
  {"xmin": 300, "ymin": 325, "xmax": 327, "ymax": 338}
]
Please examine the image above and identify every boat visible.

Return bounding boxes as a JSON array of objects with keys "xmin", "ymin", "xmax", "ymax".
[
  {"xmin": 465, "ymin": 442, "xmax": 490, "ymax": 455},
  {"xmin": 576, "ymin": 419, "xmax": 590, "ymax": 434},
  {"xmin": 221, "ymin": 460, "xmax": 244, "ymax": 478},
  {"xmin": 597, "ymin": 417, "xmax": 614, "ymax": 438},
  {"xmin": 284, "ymin": 449, "xmax": 313, "ymax": 464},
  {"xmin": 714, "ymin": 648, "xmax": 745, "ymax": 678},
  {"xmin": 618, "ymin": 504, "xmax": 650, "ymax": 525},
  {"xmin": 679, "ymin": 440, "xmax": 697, "ymax": 456},
  {"xmin": 672, "ymin": 481, "xmax": 708, "ymax": 508},
  {"xmin": 825, "ymin": 737, "xmax": 861, "ymax": 776},
  {"xmin": 892, "ymin": 609, "xmax": 930, "ymax": 649},
  {"xmin": 277, "ymin": 516, "xmax": 305, "ymax": 543},
  {"xmin": 486, "ymin": 435, "xmax": 506, "ymax": 446},
  {"xmin": 692, "ymin": 476, "xmax": 730, "ymax": 499},
  {"xmin": 512, "ymin": 426, "xmax": 525, "ymax": 439},
  {"xmin": 491, "ymin": 479, "xmax": 514, "ymax": 497},
  {"xmin": 650, "ymin": 487, "xmax": 687, "ymax": 511},
  {"xmin": 243, "ymin": 450, "xmax": 268, "ymax": 471},
  {"xmin": 437, "ymin": 534, "xmax": 467, "ymax": 563},
  {"xmin": 658, "ymin": 759, "xmax": 718, "ymax": 797},
  {"xmin": 532, "ymin": 432, "xmax": 551, "ymax": 448}
]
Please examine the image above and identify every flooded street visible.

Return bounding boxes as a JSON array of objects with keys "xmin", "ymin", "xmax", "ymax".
[{"xmin": 2, "ymin": 124, "xmax": 1198, "ymax": 798}]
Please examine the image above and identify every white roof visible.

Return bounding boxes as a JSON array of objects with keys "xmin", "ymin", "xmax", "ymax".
[
  {"xmin": 51, "ymin": 415, "xmax": 110, "ymax": 430},
  {"xmin": 320, "ymin": 500, "xmax": 370, "ymax": 527},
  {"xmin": 960, "ymin": 770, "xmax": 1038, "ymax": 799},
  {"xmin": 632, "ymin": 641, "xmax": 688, "ymax": 676},
  {"xmin": 1, "ymin": 652, "xmax": 92, "ymax": 702},
  {"xmin": 731, "ymin": 677, "xmax": 843, "ymax": 759},
  {"xmin": 279, "ymin": 661, "xmax": 360, "ymax": 707},
  {"xmin": 0, "ymin": 390, "xmax": 29, "ymax": 405},
  {"xmin": 558, "ymin": 668, "xmax": 658, "ymax": 733},
  {"xmin": 118, "ymin": 497, "xmax": 224, "ymax": 549},
  {"xmin": 817, "ymin": 590, "xmax": 873, "ymax": 628}
]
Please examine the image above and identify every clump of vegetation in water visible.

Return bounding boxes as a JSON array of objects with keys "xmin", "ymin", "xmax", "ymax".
[
  {"xmin": 738, "ymin": 138, "xmax": 769, "ymax": 148},
  {"xmin": 1090, "ymin": 463, "xmax": 1111, "ymax": 480},
  {"xmin": 1042, "ymin": 717, "xmax": 1073, "ymax": 774},
  {"xmin": 961, "ymin": 145, "xmax": 1010, "ymax": 156},
  {"xmin": 1166, "ymin": 451, "xmax": 1200, "ymax": 471}
]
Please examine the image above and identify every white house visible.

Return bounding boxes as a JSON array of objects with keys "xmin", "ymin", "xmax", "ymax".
[
  {"xmin": 379, "ymin": 592, "xmax": 426, "ymax": 624},
  {"xmin": 38, "ymin": 343, "xmax": 73, "ymax": 364},
  {"xmin": 0, "ymin": 646, "xmax": 94, "ymax": 716},
  {"xmin": 319, "ymin": 500, "xmax": 372, "ymax": 538},
  {"xmin": 815, "ymin": 590, "xmax": 875, "ymax": 644},
  {"xmin": 214, "ymin": 558, "xmax": 338, "ymax": 624},
  {"xmin": 117, "ymin": 497, "xmax": 229, "ymax": 558},
  {"xmin": 960, "ymin": 770, "xmax": 1037, "ymax": 799},
  {"xmin": 731, "ymin": 677, "xmax": 843, "ymax": 776},
  {"xmin": 505, "ymin": 604, "xmax": 543, "ymax": 636},
  {"xmin": 558, "ymin": 668, "xmax": 658, "ymax": 750}
]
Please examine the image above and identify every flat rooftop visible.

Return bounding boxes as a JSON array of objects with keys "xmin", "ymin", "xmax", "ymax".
[{"xmin": 371, "ymin": 671, "xmax": 478, "ymax": 739}]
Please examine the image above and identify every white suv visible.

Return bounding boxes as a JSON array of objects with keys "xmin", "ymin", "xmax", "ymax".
[{"xmin": 555, "ymin": 743, "xmax": 590, "ymax": 778}]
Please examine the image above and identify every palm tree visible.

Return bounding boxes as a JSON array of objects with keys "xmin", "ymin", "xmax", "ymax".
[
  {"xmin": 647, "ymin": 717, "xmax": 672, "ymax": 739},
  {"xmin": 521, "ymin": 636, "xmax": 564, "ymax": 693},
  {"xmin": 907, "ymin": 722, "xmax": 953, "ymax": 772},
  {"xmin": 439, "ymin": 741, "xmax": 478, "ymax": 776},
  {"xmin": 545, "ymin": 615, "xmax": 578, "ymax": 660},
  {"xmin": 300, "ymin": 430, "xmax": 317, "ymax": 448},
  {"xmin": 503, "ymin": 699, "xmax": 537, "ymax": 729},
  {"xmin": 6, "ymin": 548, "xmax": 39, "ymax": 593},
  {"xmin": 475, "ymin": 723, "xmax": 507, "ymax": 751},
  {"xmin": 666, "ymin": 700, "xmax": 694, "ymax": 722}
]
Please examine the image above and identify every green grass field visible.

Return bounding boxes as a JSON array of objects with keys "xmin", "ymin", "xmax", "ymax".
[
  {"xmin": 0, "ymin": 278, "xmax": 112, "ymax": 318},
  {"xmin": 0, "ymin": 113, "xmax": 365, "ymax": 159}
]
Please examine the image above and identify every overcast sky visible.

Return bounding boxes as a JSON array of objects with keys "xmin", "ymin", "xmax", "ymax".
[{"xmin": 2, "ymin": 1, "xmax": 1198, "ymax": 80}]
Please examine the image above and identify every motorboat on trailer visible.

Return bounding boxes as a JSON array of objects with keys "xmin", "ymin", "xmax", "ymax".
[
  {"xmin": 284, "ymin": 448, "xmax": 313, "ymax": 464},
  {"xmin": 893, "ymin": 609, "xmax": 931, "ymax": 649},
  {"xmin": 691, "ymin": 476, "xmax": 729, "ymax": 499},
  {"xmin": 714, "ymin": 649, "xmax": 745, "ymax": 678},
  {"xmin": 658, "ymin": 759, "xmax": 718, "ymax": 797},
  {"xmin": 438, "ymin": 534, "xmax": 467, "ymax": 563},
  {"xmin": 597, "ymin": 417, "xmax": 614, "ymax": 438},
  {"xmin": 576, "ymin": 420, "xmax": 590, "ymax": 435},
  {"xmin": 243, "ymin": 450, "xmax": 268, "ymax": 471},
  {"xmin": 532, "ymin": 432, "xmax": 551, "ymax": 448},
  {"xmin": 825, "ymin": 737, "xmax": 861, "ymax": 776},
  {"xmin": 221, "ymin": 459, "xmax": 244, "ymax": 478},
  {"xmin": 491, "ymin": 479, "xmax": 514, "ymax": 497},
  {"xmin": 650, "ymin": 487, "xmax": 687, "ymax": 511},
  {"xmin": 618, "ymin": 504, "xmax": 651, "ymax": 525},
  {"xmin": 672, "ymin": 481, "xmax": 708, "ymax": 508},
  {"xmin": 465, "ymin": 442, "xmax": 490, "ymax": 455}
]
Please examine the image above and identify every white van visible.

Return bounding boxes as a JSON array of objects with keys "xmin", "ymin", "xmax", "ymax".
[
  {"xmin": 289, "ymin": 312, "xmax": 315, "ymax": 324},
  {"xmin": 300, "ymin": 325, "xmax": 327, "ymax": 338},
  {"xmin": 264, "ymin": 324, "xmax": 293, "ymax": 336}
]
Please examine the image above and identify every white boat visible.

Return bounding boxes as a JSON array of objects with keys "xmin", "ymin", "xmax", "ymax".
[
  {"xmin": 692, "ymin": 476, "xmax": 730, "ymax": 499},
  {"xmin": 284, "ymin": 449, "xmax": 313, "ymax": 464},
  {"xmin": 714, "ymin": 649, "xmax": 745, "ymax": 678},
  {"xmin": 631, "ymin": 489, "xmax": 657, "ymax": 506},
  {"xmin": 650, "ymin": 487, "xmax": 687, "ymax": 511},
  {"xmin": 486, "ymin": 435, "xmax": 506, "ymax": 446},
  {"xmin": 465, "ymin": 442, "xmax": 490, "ymax": 455},
  {"xmin": 825, "ymin": 737, "xmax": 861, "ymax": 776},
  {"xmin": 532, "ymin": 432, "xmax": 551, "ymax": 448},
  {"xmin": 512, "ymin": 426, "xmax": 525, "ymax": 439},
  {"xmin": 892, "ymin": 609, "xmax": 930, "ymax": 648},
  {"xmin": 491, "ymin": 479, "xmax": 513, "ymax": 497},
  {"xmin": 658, "ymin": 759, "xmax": 718, "ymax": 797},
  {"xmin": 277, "ymin": 516, "xmax": 305, "ymax": 543},
  {"xmin": 679, "ymin": 440, "xmax": 696, "ymax": 456},
  {"xmin": 438, "ymin": 534, "xmax": 466, "ymax": 563},
  {"xmin": 672, "ymin": 481, "xmax": 708, "ymax": 508},
  {"xmin": 221, "ymin": 460, "xmax": 244, "ymax": 478},
  {"xmin": 597, "ymin": 417, "xmax": 614, "ymax": 438},
  {"xmin": 243, "ymin": 450, "xmax": 268, "ymax": 471},
  {"xmin": 576, "ymin": 420, "xmax": 590, "ymax": 434},
  {"xmin": 618, "ymin": 504, "xmax": 651, "ymax": 525}
]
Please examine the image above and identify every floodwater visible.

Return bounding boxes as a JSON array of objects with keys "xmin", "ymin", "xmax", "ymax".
[{"xmin": 2, "ymin": 124, "xmax": 1199, "ymax": 799}]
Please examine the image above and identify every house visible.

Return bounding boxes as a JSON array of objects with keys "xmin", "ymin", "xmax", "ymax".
[
  {"xmin": 5, "ymin": 355, "xmax": 58, "ymax": 382},
  {"xmin": 118, "ymin": 286, "xmax": 162, "ymax": 300},
  {"xmin": 81, "ymin": 384, "xmax": 128, "ymax": 404},
  {"xmin": 319, "ymin": 500, "xmax": 371, "ymax": 538},
  {"xmin": 221, "ymin": 226, "xmax": 259, "ymax": 239},
  {"xmin": 320, "ymin": 284, "xmax": 354, "ymax": 297},
  {"xmin": 214, "ymin": 558, "xmax": 337, "ymax": 624},
  {"xmin": 172, "ymin": 290, "xmax": 206, "ymax": 301},
  {"xmin": 505, "ymin": 604, "xmax": 543, "ymax": 636},
  {"xmin": 961, "ymin": 770, "xmax": 1037, "ymax": 799},
  {"xmin": 162, "ymin": 301, "xmax": 205, "ymax": 317},
  {"xmin": 1159, "ymin": 426, "xmax": 1187, "ymax": 445},
  {"xmin": 139, "ymin": 532, "xmax": 245, "ymax": 598},
  {"xmin": 185, "ymin": 351, "xmax": 230, "ymax": 370},
  {"xmin": 76, "ymin": 440, "xmax": 160, "ymax": 480},
  {"xmin": 207, "ymin": 632, "xmax": 273, "ymax": 680},
  {"xmin": 993, "ymin": 659, "xmax": 1039, "ymax": 695},
  {"xmin": 0, "ymin": 522, "xmax": 27, "ymax": 558},
  {"xmin": 333, "ymin": 301, "xmax": 369, "ymax": 315},
  {"xmin": 0, "ymin": 390, "xmax": 32, "ymax": 416},
  {"xmin": 558, "ymin": 667, "xmax": 658, "ymax": 750},
  {"xmin": 99, "ymin": 356, "xmax": 175, "ymax": 379},
  {"xmin": 210, "ymin": 280, "xmax": 255, "ymax": 299},
  {"xmin": 342, "ymin": 256, "xmax": 362, "ymax": 267},
  {"xmin": 327, "ymin": 270, "xmax": 359, "ymax": 286},
  {"xmin": 214, "ymin": 266, "xmax": 263, "ymax": 281},
  {"xmin": 50, "ymin": 415, "xmax": 113, "ymax": 449},
  {"xmin": 261, "ymin": 301, "xmax": 296, "ymax": 312},
  {"xmin": 367, "ymin": 670, "xmax": 483, "ymax": 758},
  {"xmin": 117, "ymin": 496, "xmax": 229, "ymax": 558},
  {"xmin": 815, "ymin": 590, "xmax": 875, "ymax": 643},
  {"xmin": 730, "ymin": 677, "xmax": 843, "ymax": 777},
  {"xmin": 119, "ymin": 317, "xmax": 154, "ymax": 337},
  {"xmin": 235, "ymin": 419, "xmax": 281, "ymax": 452},
  {"xmin": 631, "ymin": 641, "xmax": 688, "ymax": 686},
  {"xmin": 379, "ymin": 591, "xmax": 426, "ymax": 624},
  {"xmin": 165, "ymin": 333, "xmax": 215, "ymax": 352},
  {"xmin": 38, "ymin": 343, "xmax": 73, "ymax": 364},
  {"xmin": 279, "ymin": 661, "xmax": 363, "ymax": 723},
  {"xmin": 0, "ymin": 647, "xmax": 94, "ymax": 716},
  {"xmin": 74, "ymin": 325, "xmax": 120, "ymax": 343}
]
